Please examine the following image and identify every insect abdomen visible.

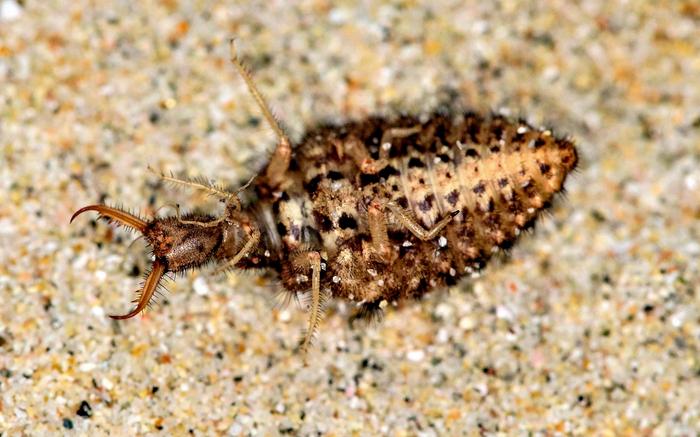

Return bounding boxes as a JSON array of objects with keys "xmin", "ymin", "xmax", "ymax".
[
  {"xmin": 364, "ymin": 112, "xmax": 576, "ymax": 251},
  {"xmin": 287, "ymin": 111, "xmax": 577, "ymax": 303}
]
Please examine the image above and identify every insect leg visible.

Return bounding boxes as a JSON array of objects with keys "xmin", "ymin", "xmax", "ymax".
[
  {"xmin": 343, "ymin": 126, "xmax": 422, "ymax": 169},
  {"xmin": 229, "ymin": 40, "xmax": 291, "ymax": 189},
  {"xmin": 341, "ymin": 135, "xmax": 389, "ymax": 174},
  {"xmin": 367, "ymin": 199, "xmax": 394, "ymax": 262},
  {"xmin": 385, "ymin": 202, "xmax": 460, "ymax": 241},
  {"xmin": 216, "ymin": 227, "xmax": 261, "ymax": 273},
  {"xmin": 299, "ymin": 251, "xmax": 326, "ymax": 354},
  {"xmin": 379, "ymin": 125, "xmax": 421, "ymax": 159}
]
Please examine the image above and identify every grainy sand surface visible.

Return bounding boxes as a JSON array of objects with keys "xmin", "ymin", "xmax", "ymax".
[{"xmin": 1, "ymin": 1, "xmax": 699, "ymax": 435}]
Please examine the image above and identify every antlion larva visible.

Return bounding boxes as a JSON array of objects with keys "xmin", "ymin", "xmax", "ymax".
[{"xmin": 71, "ymin": 40, "xmax": 578, "ymax": 352}]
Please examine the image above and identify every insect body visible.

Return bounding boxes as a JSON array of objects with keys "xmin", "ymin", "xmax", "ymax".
[{"xmin": 71, "ymin": 41, "xmax": 578, "ymax": 351}]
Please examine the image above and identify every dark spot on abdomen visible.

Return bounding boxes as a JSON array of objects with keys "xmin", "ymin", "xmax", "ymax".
[
  {"xmin": 327, "ymin": 170, "xmax": 344, "ymax": 180},
  {"xmin": 467, "ymin": 120, "xmax": 481, "ymax": 142},
  {"xmin": 360, "ymin": 173, "xmax": 380, "ymax": 186},
  {"xmin": 276, "ymin": 222, "xmax": 287, "ymax": 236},
  {"xmin": 339, "ymin": 213, "xmax": 358, "ymax": 230},
  {"xmin": 408, "ymin": 157, "xmax": 425, "ymax": 168},
  {"xmin": 446, "ymin": 190, "xmax": 460, "ymax": 206},
  {"xmin": 491, "ymin": 125, "xmax": 504, "ymax": 140},
  {"xmin": 288, "ymin": 158, "xmax": 300, "ymax": 171},
  {"xmin": 378, "ymin": 165, "xmax": 400, "ymax": 179},
  {"xmin": 313, "ymin": 210, "xmax": 334, "ymax": 232},
  {"xmin": 418, "ymin": 194, "xmax": 435, "ymax": 212},
  {"xmin": 304, "ymin": 175, "xmax": 322, "ymax": 193}
]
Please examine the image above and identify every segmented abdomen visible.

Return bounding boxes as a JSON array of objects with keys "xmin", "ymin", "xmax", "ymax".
[
  {"xmin": 383, "ymin": 113, "xmax": 577, "ymax": 262},
  {"xmin": 271, "ymin": 112, "xmax": 577, "ymax": 302}
]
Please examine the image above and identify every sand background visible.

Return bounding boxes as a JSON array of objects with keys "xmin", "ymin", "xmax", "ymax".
[{"xmin": 1, "ymin": 0, "xmax": 699, "ymax": 435}]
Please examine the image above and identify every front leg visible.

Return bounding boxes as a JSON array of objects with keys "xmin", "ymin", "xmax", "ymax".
[{"xmin": 215, "ymin": 227, "xmax": 261, "ymax": 274}]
